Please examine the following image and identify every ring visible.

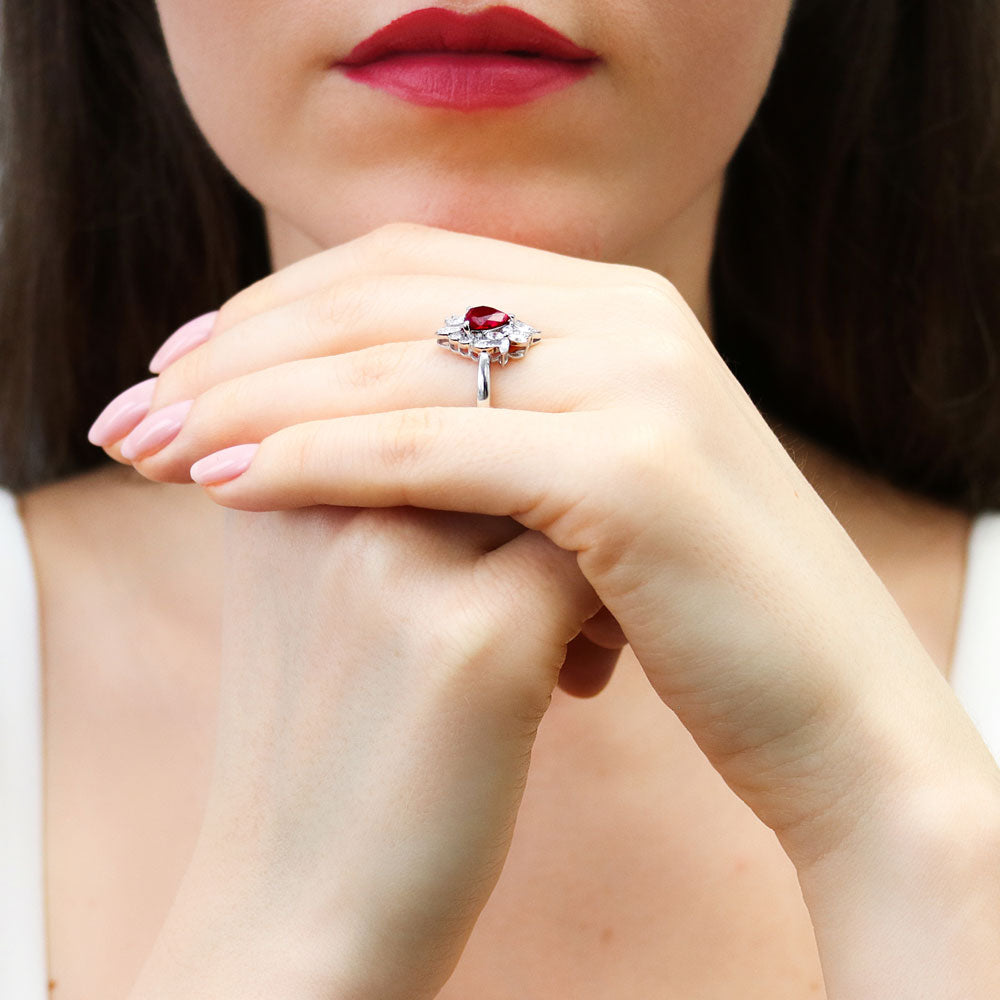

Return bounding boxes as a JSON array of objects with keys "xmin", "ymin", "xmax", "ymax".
[{"xmin": 435, "ymin": 305, "xmax": 542, "ymax": 408}]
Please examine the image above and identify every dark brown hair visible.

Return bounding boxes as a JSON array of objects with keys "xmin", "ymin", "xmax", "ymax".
[{"xmin": 2, "ymin": 0, "xmax": 998, "ymax": 510}]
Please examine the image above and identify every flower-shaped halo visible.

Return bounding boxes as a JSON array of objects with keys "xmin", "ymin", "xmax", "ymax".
[{"xmin": 435, "ymin": 306, "xmax": 541, "ymax": 366}]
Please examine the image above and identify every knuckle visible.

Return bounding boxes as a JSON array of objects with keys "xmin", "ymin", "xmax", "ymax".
[
  {"xmin": 172, "ymin": 390, "xmax": 213, "ymax": 450},
  {"xmin": 376, "ymin": 407, "xmax": 440, "ymax": 472},
  {"xmin": 358, "ymin": 220, "xmax": 428, "ymax": 260},
  {"xmin": 215, "ymin": 276, "xmax": 271, "ymax": 332},
  {"xmin": 204, "ymin": 372, "xmax": 268, "ymax": 439},
  {"xmin": 615, "ymin": 418, "xmax": 663, "ymax": 482},
  {"xmin": 154, "ymin": 331, "xmax": 215, "ymax": 399},
  {"xmin": 625, "ymin": 266, "xmax": 680, "ymax": 301},
  {"xmin": 341, "ymin": 342, "xmax": 405, "ymax": 395},
  {"xmin": 372, "ymin": 219, "xmax": 426, "ymax": 239},
  {"xmin": 306, "ymin": 272, "xmax": 381, "ymax": 335},
  {"xmin": 648, "ymin": 329, "xmax": 701, "ymax": 392},
  {"xmin": 225, "ymin": 369, "xmax": 265, "ymax": 414},
  {"xmin": 614, "ymin": 413, "xmax": 683, "ymax": 485},
  {"xmin": 622, "ymin": 270, "xmax": 703, "ymax": 335},
  {"xmin": 425, "ymin": 605, "xmax": 495, "ymax": 664},
  {"xmin": 212, "ymin": 221, "xmax": 430, "ymax": 330},
  {"xmin": 422, "ymin": 600, "xmax": 556, "ymax": 726},
  {"xmin": 279, "ymin": 419, "xmax": 324, "ymax": 492},
  {"xmin": 348, "ymin": 504, "xmax": 424, "ymax": 544},
  {"xmin": 325, "ymin": 507, "xmax": 396, "ymax": 576},
  {"xmin": 418, "ymin": 599, "xmax": 510, "ymax": 681},
  {"xmin": 197, "ymin": 222, "xmax": 432, "ymax": 333},
  {"xmin": 306, "ymin": 272, "xmax": 419, "ymax": 352}
]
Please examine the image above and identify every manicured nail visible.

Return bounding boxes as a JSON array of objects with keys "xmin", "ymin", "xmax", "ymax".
[
  {"xmin": 120, "ymin": 399, "xmax": 194, "ymax": 460},
  {"xmin": 190, "ymin": 443, "xmax": 260, "ymax": 486},
  {"xmin": 87, "ymin": 377, "xmax": 159, "ymax": 447},
  {"xmin": 149, "ymin": 310, "xmax": 219, "ymax": 374}
]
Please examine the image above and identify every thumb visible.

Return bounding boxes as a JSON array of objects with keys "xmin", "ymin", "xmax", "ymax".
[
  {"xmin": 479, "ymin": 530, "xmax": 623, "ymax": 701},
  {"xmin": 479, "ymin": 527, "xmax": 603, "ymax": 641}
]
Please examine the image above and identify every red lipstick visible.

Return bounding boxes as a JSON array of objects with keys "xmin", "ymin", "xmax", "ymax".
[{"xmin": 334, "ymin": 5, "xmax": 599, "ymax": 111}]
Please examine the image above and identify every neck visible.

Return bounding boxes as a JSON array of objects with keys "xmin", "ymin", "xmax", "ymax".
[{"xmin": 262, "ymin": 173, "xmax": 724, "ymax": 338}]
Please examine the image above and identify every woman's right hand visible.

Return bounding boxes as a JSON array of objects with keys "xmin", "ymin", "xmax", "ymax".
[{"xmin": 128, "ymin": 501, "xmax": 606, "ymax": 1000}]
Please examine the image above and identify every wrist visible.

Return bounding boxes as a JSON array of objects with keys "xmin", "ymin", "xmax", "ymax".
[
  {"xmin": 126, "ymin": 846, "xmax": 354, "ymax": 1000},
  {"xmin": 126, "ymin": 908, "xmax": 334, "ymax": 1000},
  {"xmin": 129, "ymin": 833, "xmax": 453, "ymax": 1000},
  {"xmin": 794, "ymin": 774, "xmax": 1000, "ymax": 998},
  {"xmin": 769, "ymin": 636, "xmax": 1000, "ymax": 875}
]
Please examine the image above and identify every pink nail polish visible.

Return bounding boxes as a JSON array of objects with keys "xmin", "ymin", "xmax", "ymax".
[
  {"xmin": 149, "ymin": 310, "xmax": 219, "ymax": 374},
  {"xmin": 190, "ymin": 443, "xmax": 259, "ymax": 486},
  {"xmin": 120, "ymin": 399, "xmax": 194, "ymax": 460},
  {"xmin": 87, "ymin": 377, "xmax": 159, "ymax": 447}
]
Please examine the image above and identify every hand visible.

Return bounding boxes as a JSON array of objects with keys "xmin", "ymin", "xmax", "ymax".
[
  {"xmin": 100, "ymin": 222, "xmax": 1000, "ymax": 998},
  {"xmin": 140, "ymin": 503, "xmax": 601, "ymax": 1000}
]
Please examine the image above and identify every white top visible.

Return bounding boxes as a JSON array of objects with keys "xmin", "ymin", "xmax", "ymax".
[
  {"xmin": 1, "ymin": 489, "xmax": 47, "ymax": 996},
  {"xmin": 1, "ymin": 486, "xmax": 999, "ymax": 996}
]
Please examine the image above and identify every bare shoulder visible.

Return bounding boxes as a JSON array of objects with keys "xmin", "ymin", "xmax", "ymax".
[
  {"xmin": 20, "ymin": 458, "xmax": 223, "ymax": 716},
  {"xmin": 19, "ymin": 464, "xmax": 124, "ymax": 572},
  {"xmin": 19, "ymin": 461, "xmax": 226, "ymax": 620},
  {"xmin": 32, "ymin": 461, "xmax": 225, "ymax": 999}
]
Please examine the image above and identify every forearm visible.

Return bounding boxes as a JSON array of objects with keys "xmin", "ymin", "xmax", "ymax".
[
  {"xmin": 795, "ymin": 776, "xmax": 1000, "ymax": 1000},
  {"xmin": 126, "ymin": 911, "xmax": 330, "ymax": 1000},
  {"xmin": 125, "ymin": 852, "xmax": 349, "ymax": 1000},
  {"xmin": 124, "ymin": 822, "xmax": 455, "ymax": 1000}
]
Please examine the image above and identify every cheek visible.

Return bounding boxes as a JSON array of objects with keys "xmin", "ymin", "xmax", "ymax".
[
  {"xmin": 588, "ymin": 0, "xmax": 793, "ymax": 236},
  {"xmin": 619, "ymin": 0, "xmax": 795, "ymax": 159},
  {"xmin": 154, "ymin": 0, "xmax": 308, "ymax": 156}
]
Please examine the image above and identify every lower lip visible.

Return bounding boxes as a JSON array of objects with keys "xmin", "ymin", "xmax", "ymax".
[{"xmin": 337, "ymin": 52, "xmax": 596, "ymax": 110}]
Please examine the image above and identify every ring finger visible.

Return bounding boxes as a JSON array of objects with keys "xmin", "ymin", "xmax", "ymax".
[
  {"xmin": 96, "ymin": 273, "xmax": 563, "ymax": 467},
  {"xmin": 102, "ymin": 278, "xmax": 652, "ymax": 480},
  {"xmin": 122, "ymin": 333, "xmax": 611, "ymax": 483}
]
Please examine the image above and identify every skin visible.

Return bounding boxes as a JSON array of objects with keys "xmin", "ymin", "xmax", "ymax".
[
  {"xmin": 152, "ymin": 0, "xmax": 796, "ymax": 314},
  {"xmin": 20, "ymin": 1, "xmax": 1000, "ymax": 997}
]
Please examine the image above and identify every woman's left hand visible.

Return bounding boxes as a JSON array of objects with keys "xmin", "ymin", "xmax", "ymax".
[{"xmin": 97, "ymin": 221, "xmax": 1000, "ymax": 994}]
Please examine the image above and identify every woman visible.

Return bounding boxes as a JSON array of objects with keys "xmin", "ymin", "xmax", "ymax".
[{"xmin": 1, "ymin": 0, "xmax": 998, "ymax": 997}]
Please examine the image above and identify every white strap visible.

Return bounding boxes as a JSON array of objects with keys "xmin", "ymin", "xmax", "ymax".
[
  {"xmin": 0, "ymin": 488, "xmax": 48, "ymax": 997},
  {"xmin": 950, "ymin": 511, "xmax": 1000, "ymax": 767}
]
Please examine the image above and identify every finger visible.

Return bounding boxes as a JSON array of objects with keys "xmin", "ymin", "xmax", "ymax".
[
  {"xmin": 579, "ymin": 604, "xmax": 629, "ymax": 650},
  {"xmin": 100, "ymin": 274, "xmax": 681, "ymax": 476},
  {"xmin": 557, "ymin": 633, "xmax": 624, "ymax": 698},
  {"xmin": 124, "ymin": 336, "xmax": 610, "ymax": 483},
  {"xmin": 468, "ymin": 526, "xmax": 606, "ymax": 706},
  {"xmin": 190, "ymin": 407, "xmax": 609, "ymax": 557},
  {"xmin": 107, "ymin": 273, "xmax": 672, "ymax": 478},
  {"xmin": 147, "ymin": 272, "xmax": 583, "ymax": 413},
  {"xmin": 214, "ymin": 221, "xmax": 658, "ymax": 336},
  {"xmin": 484, "ymin": 531, "xmax": 624, "ymax": 700},
  {"xmin": 98, "ymin": 272, "xmax": 558, "ymax": 465}
]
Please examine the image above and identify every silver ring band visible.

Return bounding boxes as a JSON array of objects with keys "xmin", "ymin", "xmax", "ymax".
[{"xmin": 436, "ymin": 306, "xmax": 542, "ymax": 408}]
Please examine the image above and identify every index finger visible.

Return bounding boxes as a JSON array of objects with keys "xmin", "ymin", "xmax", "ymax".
[{"xmin": 211, "ymin": 221, "xmax": 664, "ymax": 337}]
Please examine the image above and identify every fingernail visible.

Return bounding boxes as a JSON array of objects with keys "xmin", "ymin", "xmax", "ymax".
[
  {"xmin": 120, "ymin": 399, "xmax": 194, "ymax": 460},
  {"xmin": 149, "ymin": 310, "xmax": 219, "ymax": 373},
  {"xmin": 87, "ymin": 377, "xmax": 159, "ymax": 447},
  {"xmin": 190, "ymin": 443, "xmax": 260, "ymax": 486}
]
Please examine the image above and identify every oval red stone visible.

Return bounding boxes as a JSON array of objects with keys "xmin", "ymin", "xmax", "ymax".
[{"xmin": 464, "ymin": 306, "xmax": 510, "ymax": 331}]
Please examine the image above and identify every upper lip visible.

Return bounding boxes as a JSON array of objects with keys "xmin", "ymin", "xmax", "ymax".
[{"xmin": 336, "ymin": 5, "xmax": 598, "ymax": 66}]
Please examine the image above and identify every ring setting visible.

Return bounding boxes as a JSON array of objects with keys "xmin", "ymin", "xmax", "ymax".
[{"xmin": 436, "ymin": 305, "xmax": 541, "ymax": 407}]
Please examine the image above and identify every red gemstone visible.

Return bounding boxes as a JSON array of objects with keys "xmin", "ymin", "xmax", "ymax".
[{"xmin": 464, "ymin": 306, "xmax": 510, "ymax": 331}]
